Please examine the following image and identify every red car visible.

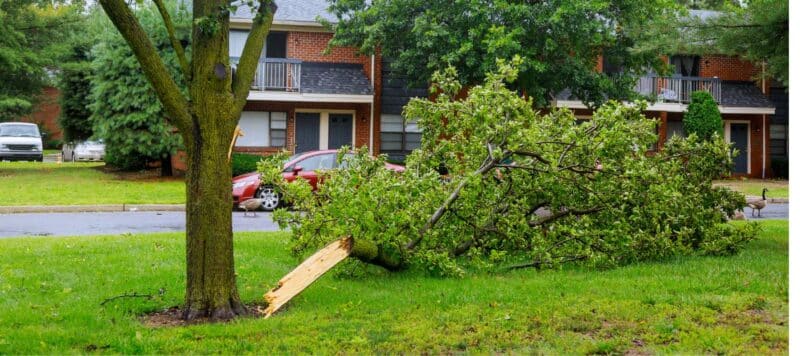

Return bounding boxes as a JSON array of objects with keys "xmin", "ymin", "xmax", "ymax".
[{"xmin": 232, "ymin": 150, "xmax": 405, "ymax": 211}]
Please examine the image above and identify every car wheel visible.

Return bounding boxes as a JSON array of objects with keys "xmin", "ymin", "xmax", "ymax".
[{"xmin": 256, "ymin": 186, "xmax": 280, "ymax": 211}]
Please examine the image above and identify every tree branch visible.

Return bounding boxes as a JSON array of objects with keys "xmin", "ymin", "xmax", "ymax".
[
  {"xmin": 528, "ymin": 206, "xmax": 603, "ymax": 227},
  {"xmin": 406, "ymin": 155, "xmax": 499, "ymax": 250},
  {"xmin": 98, "ymin": 0, "xmax": 192, "ymax": 135},
  {"xmin": 232, "ymin": 0, "xmax": 276, "ymax": 110},
  {"xmin": 153, "ymin": 0, "xmax": 191, "ymax": 83}
]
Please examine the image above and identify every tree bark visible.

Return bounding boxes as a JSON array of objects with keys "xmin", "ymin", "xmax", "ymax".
[
  {"xmin": 183, "ymin": 120, "xmax": 243, "ymax": 320},
  {"xmin": 99, "ymin": 0, "xmax": 276, "ymax": 321}
]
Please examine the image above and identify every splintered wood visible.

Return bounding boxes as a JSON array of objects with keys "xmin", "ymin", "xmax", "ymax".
[{"xmin": 263, "ymin": 237, "xmax": 353, "ymax": 318}]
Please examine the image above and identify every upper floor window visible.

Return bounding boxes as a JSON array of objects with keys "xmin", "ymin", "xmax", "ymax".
[
  {"xmin": 670, "ymin": 56, "xmax": 700, "ymax": 77},
  {"xmin": 229, "ymin": 31, "xmax": 287, "ymax": 59}
]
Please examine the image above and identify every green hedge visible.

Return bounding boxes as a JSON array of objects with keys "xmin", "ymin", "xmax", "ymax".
[
  {"xmin": 684, "ymin": 91, "xmax": 723, "ymax": 140},
  {"xmin": 232, "ymin": 153, "xmax": 265, "ymax": 177},
  {"xmin": 772, "ymin": 157, "xmax": 789, "ymax": 178}
]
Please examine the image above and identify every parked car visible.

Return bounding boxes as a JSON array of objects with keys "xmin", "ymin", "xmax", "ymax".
[
  {"xmin": 232, "ymin": 149, "xmax": 405, "ymax": 211},
  {"xmin": 0, "ymin": 122, "xmax": 43, "ymax": 162},
  {"xmin": 62, "ymin": 140, "xmax": 106, "ymax": 162}
]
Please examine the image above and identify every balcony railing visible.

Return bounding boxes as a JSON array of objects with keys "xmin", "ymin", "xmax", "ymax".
[
  {"xmin": 635, "ymin": 76, "xmax": 722, "ymax": 104},
  {"xmin": 230, "ymin": 57, "xmax": 302, "ymax": 92}
]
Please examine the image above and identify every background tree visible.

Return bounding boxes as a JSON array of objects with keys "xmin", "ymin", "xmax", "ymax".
[
  {"xmin": 263, "ymin": 63, "xmax": 755, "ymax": 276},
  {"xmin": 58, "ymin": 62, "xmax": 93, "ymax": 143},
  {"xmin": 680, "ymin": 0, "xmax": 788, "ymax": 86},
  {"xmin": 324, "ymin": 0, "xmax": 677, "ymax": 108},
  {"xmin": 0, "ymin": 1, "xmax": 83, "ymax": 121},
  {"xmin": 683, "ymin": 91, "xmax": 723, "ymax": 141},
  {"xmin": 89, "ymin": 3, "xmax": 186, "ymax": 173},
  {"xmin": 57, "ymin": 5, "xmax": 108, "ymax": 143},
  {"xmin": 98, "ymin": 0, "xmax": 276, "ymax": 320}
]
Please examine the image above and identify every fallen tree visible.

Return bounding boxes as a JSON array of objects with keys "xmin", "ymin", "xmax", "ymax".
[{"xmin": 260, "ymin": 60, "xmax": 756, "ymax": 289}]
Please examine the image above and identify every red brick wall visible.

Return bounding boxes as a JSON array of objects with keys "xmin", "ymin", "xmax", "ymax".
[
  {"xmin": 20, "ymin": 86, "xmax": 62, "ymax": 143},
  {"xmin": 699, "ymin": 56, "xmax": 759, "ymax": 81},
  {"xmin": 286, "ymin": 31, "xmax": 374, "ymax": 82}
]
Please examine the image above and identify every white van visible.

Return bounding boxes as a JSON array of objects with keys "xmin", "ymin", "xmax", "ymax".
[{"xmin": 0, "ymin": 122, "xmax": 44, "ymax": 162}]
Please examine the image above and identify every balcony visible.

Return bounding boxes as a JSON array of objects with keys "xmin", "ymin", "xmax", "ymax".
[
  {"xmin": 231, "ymin": 57, "xmax": 302, "ymax": 92},
  {"xmin": 635, "ymin": 76, "xmax": 722, "ymax": 104}
]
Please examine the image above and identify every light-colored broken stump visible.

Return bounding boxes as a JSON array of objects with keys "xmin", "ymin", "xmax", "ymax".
[{"xmin": 263, "ymin": 237, "xmax": 353, "ymax": 318}]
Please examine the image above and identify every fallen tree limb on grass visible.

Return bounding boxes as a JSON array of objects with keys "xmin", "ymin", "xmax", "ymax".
[{"xmin": 263, "ymin": 237, "xmax": 353, "ymax": 318}]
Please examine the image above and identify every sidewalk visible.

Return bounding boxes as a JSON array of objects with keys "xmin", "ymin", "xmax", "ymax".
[{"xmin": 0, "ymin": 204, "xmax": 185, "ymax": 214}]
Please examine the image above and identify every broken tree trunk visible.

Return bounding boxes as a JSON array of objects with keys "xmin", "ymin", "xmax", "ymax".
[{"xmin": 263, "ymin": 237, "xmax": 353, "ymax": 318}]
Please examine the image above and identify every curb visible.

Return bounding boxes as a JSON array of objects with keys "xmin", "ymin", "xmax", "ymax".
[{"xmin": 0, "ymin": 204, "xmax": 185, "ymax": 214}]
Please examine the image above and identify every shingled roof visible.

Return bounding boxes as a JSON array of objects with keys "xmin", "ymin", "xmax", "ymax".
[
  {"xmin": 719, "ymin": 81, "xmax": 773, "ymax": 108},
  {"xmin": 231, "ymin": 0, "xmax": 337, "ymax": 24},
  {"xmin": 300, "ymin": 62, "xmax": 373, "ymax": 95}
]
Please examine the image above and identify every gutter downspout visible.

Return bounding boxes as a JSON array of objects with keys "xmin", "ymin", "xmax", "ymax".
[
  {"xmin": 370, "ymin": 54, "xmax": 376, "ymax": 155},
  {"xmin": 762, "ymin": 62, "xmax": 767, "ymax": 179}
]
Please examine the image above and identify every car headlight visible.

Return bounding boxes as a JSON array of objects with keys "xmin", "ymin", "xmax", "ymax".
[
  {"xmin": 0, "ymin": 144, "xmax": 7, "ymax": 151},
  {"xmin": 35, "ymin": 144, "xmax": 42, "ymax": 151}
]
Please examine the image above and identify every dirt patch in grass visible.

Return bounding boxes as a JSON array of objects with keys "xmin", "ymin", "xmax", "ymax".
[
  {"xmin": 142, "ymin": 303, "xmax": 266, "ymax": 328},
  {"xmin": 95, "ymin": 165, "xmax": 183, "ymax": 182}
]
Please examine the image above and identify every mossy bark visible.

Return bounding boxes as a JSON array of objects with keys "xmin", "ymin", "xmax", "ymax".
[
  {"xmin": 99, "ymin": 0, "xmax": 275, "ymax": 321},
  {"xmin": 181, "ymin": 0, "xmax": 244, "ymax": 321},
  {"xmin": 349, "ymin": 239, "xmax": 407, "ymax": 272}
]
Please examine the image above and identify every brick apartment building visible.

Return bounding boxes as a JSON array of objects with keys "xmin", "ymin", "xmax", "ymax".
[
  {"xmin": 555, "ymin": 10, "xmax": 787, "ymax": 178},
  {"xmin": 223, "ymin": 4, "xmax": 786, "ymax": 178}
]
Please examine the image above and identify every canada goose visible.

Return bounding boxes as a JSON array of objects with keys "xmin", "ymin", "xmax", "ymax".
[
  {"xmin": 239, "ymin": 198, "xmax": 264, "ymax": 217},
  {"xmin": 746, "ymin": 188, "xmax": 768, "ymax": 217}
]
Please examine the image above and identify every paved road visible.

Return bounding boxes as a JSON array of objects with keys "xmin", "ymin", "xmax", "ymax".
[
  {"xmin": 0, "ymin": 203, "xmax": 787, "ymax": 239},
  {"xmin": 741, "ymin": 202, "xmax": 789, "ymax": 220},
  {"xmin": 0, "ymin": 211, "xmax": 281, "ymax": 238}
]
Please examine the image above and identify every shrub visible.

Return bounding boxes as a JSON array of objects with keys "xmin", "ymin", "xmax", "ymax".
[
  {"xmin": 232, "ymin": 153, "xmax": 264, "ymax": 177},
  {"xmin": 684, "ymin": 91, "xmax": 723, "ymax": 140},
  {"xmin": 771, "ymin": 157, "xmax": 788, "ymax": 178}
]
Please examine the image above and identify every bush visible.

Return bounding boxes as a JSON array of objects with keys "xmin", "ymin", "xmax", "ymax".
[
  {"xmin": 772, "ymin": 157, "xmax": 788, "ymax": 178},
  {"xmin": 684, "ymin": 91, "xmax": 723, "ymax": 140},
  {"xmin": 232, "ymin": 153, "xmax": 264, "ymax": 177}
]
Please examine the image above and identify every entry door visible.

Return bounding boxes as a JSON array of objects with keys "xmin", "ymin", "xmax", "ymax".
[
  {"xmin": 328, "ymin": 114, "xmax": 353, "ymax": 150},
  {"xmin": 729, "ymin": 123, "xmax": 749, "ymax": 174},
  {"xmin": 295, "ymin": 113, "xmax": 320, "ymax": 153}
]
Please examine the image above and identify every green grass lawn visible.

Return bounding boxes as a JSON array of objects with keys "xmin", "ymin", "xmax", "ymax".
[
  {"xmin": 714, "ymin": 179, "xmax": 789, "ymax": 199},
  {"xmin": 0, "ymin": 221, "xmax": 787, "ymax": 354},
  {"xmin": 0, "ymin": 162, "xmax": 185, "ymax": 205}
]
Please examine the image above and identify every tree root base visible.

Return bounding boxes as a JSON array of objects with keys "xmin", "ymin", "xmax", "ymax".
[{"xmin": 142, "ymin": 303, "xmax": 263, "ymax": 328}]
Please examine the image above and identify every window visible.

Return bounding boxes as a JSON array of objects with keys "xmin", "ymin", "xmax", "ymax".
[
  {"xmin": 770, "ymin": 124, "xmax": 787, "ymax": 157},
  {"xmin": 669, "ymin": 56, "xmax": 700, "ymax": 77},
  {"xmin": 235, "ymin": 111, "xmax": 287, "ymax": 147},
  {"xmin": 269, "ymin": 112, "xmax": 287, "ymax": 148},
  {"xmin": 667, "ymin": 121, "xmax": 685, "ymax": 141},
  {"xmin": 294, "ymin": 153, "xmax": 336, "ymax": 171},
  {"xmin": 266, "ymin": 32, "xmax": 287, "ymax": 58},
  {"xmin": 236, "ymin": 112, "xmax": 269, "ymax": 147},
  {"xmin": 380, "ymin": 115, "xmax": 421, "ymax": 157}
]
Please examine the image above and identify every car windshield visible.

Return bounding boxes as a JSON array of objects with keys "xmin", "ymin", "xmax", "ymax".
[{"xmin": 0, "ymin": 125, "xmax": 39, "ymax": 137}]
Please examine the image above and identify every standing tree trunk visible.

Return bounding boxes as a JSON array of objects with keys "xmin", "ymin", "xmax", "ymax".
[
  {"xmin": 99, "ymin": 0, "xmax": 276, "ymax": 321},
  {"xmin": 183, "ymin": 112, "xmax": 241, "ymax": 319}
]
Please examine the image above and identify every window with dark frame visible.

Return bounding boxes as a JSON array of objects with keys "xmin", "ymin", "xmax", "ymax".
[
  {"xmin": 269, "ymin": 112, "xmax": 287, "ymax": 148},
  {"xmin": 380, "ymin": 115, "xmax": 421, "ymax": 157}
]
